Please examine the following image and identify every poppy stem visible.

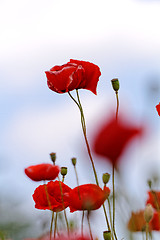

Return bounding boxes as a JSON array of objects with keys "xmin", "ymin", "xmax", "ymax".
[
  {"xmin": 75, "ymin": 90, "xmax": 99, "ymax": 186},
  {"xmin": 146, "ymin": 222, "xmax": 149, "ymax": 240},
  {"xmin": 107, "ymin": 198, "xmax": 114, "ymax": 240},
  {"xmin": 115, "ymin": 91, "xmax": 119, "ymax": 122},
  {"xmin": 57, "ymin": 176, "xmax": 70, "ymax": 237},
  {"xmin": 54, "ymin": 213, "xmax": 58, "ymax": 239},
  {"xmin": 81, "ymin": 210, "xmax": 85, "ymax": 237},
  {"xmin": 73, "ymin": 164, "xmax": 81, "ymax": 200},
  {"xmin": 50, "ymin": 211, "xmax": 54, "ymax": 240},
  {"xmin": 112, "ymin": 90, "xmax": 119, "ymax": 240},
  {"xmin": 68, "ymin": 90, "xmax": 111, "ymax": 232},
  {"xmin": 87, "ymin": 211, "xmax": 93, "ymax": 240},
  {"xmin": 43, "ymin": 181, "xmax": 54, "ymax": 240}
]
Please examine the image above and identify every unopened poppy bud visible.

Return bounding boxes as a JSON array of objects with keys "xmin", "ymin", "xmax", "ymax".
[
  {"xmin": 61, "ymin": 167, "xmax": 68, "ymax": 176},
  {"xmin": 103, "ymin": 231, "xmax": 111, "ymax": 240},
  {"xmin": 111, "ymin": 78, "xmax": 119, "ymax": 92},
  {"xmin": 102, "ymin": 173, "xmax": 110, "ymax": 185},
  {"xmin": 147, "ymin": 179, "xmax": 152, "ymax": 189},
  {"xmin": 144, "ymin": 204, "xmax": 154, "ymax": 223},
  {"xmin": 71, "ymin": 157, "xmax": 77, "ymax": 166},
  {"xmin": 50, "ymin": 152, "xmax": 56, "ymax": 164}
]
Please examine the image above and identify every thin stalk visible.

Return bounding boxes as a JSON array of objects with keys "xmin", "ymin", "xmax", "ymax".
[
  {"xmin": 146, "ymin": 222, "xmax": 149, "ymax": 240},
  {"xmin": 87, "ymin": 211, "xmax": 93, "ymax": 240},
  {"xmin": 44, "ymin": 182, "xmax": 54, "ymax": 240},
  {"xmin": 68, "ymin": 90, "xmax": 111, "ymax": 231},
  {"xmin": 115, "ymin": 91, "xmax": 119, "ymax": 122},
  {"xmin": 81, "ymin": 210, "xmax": 85, "ymax": 237},
  {"xmin": 107, "ymin": 199, "xmax": 114, "ymax": 240},
  {"xmin": 50, "ymin": 212, "xmax": 54, "ymax": 240},
  {"xmin": 112, "ymin": 90, "xmax": 119, "ymax": 240},
  {"xmin": 76, "ymin": 90, "xmax": 99, "ymax": 186},
  {"xmin": 74, "ymin": 165, "xmax": 81, "ymax": 199},
  {"xmin": 54, "ymin": 213, "xmax": 58, "ymax": 239},
  {"xmin": 57, "ymin": 176, "xmax": 70, "ymax": 236}
]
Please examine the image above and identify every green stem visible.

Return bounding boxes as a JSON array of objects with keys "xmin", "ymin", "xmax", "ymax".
[
  {"xmin": 75, "ymin": 90, "xmax": 99, "ymax": 186},
  {"xmin": 74, "ymin": 165, "xmax": 81, "ymax": 199},
  {"xmin": 54, "ymin": 213, "xmax": 58, "ymax": 239},
  {"xmin": 50, "ymin": 212, "xmax": 54, "ymax": 240},
  {"xmin": 115, "ymin": 91, "xmax": 119, "ymax": 122},
  {"xmin": 112, "ymin": 166, "xmax": 118, "ymax": 240},
  {"xmin": 57, "ymin": 176, "xmax": 70, "ymax": 237},
  {"xmin": 87, "ymin": 211, "xmax": 93, "ymax": 240},
  {"xmin": 107, "ymin": 198, "xmax": 114, "ymax": 240},
  {"xmin": 81, "ymin": 210, "xmax": 85, "ymax": 237},
  {"xmin": 146, "ymin": 222, "xmax": 149, "ymax": 240},
  {"xmin": 68, "ymin": 90, "xmax": 111, "ymax": 231}
]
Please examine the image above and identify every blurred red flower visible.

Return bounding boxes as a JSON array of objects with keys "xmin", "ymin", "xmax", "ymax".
[
  {"xmin": 156, "ymin": 102, "xmax": 160, "ymax": 116},
  {"xmin": 146, "ymin": 191, "xmax": 160, "ymax": 210},
  {"xmin": 93, "ymin": 116, "xmax": 142, "ymax": 166},
  {"xmin": 24, "ymin": 233, "xmax": 91, "ymax": 240},
  {"xmin": 32, "ymin": 180, "xmax": 71, "ymax": 212},
  {"xmin": 45, "ymin": 59, "xmax": 101, "ymax": 95},
  {"xmin": 69, "ymin": 184, "xmax": 110, "ymax": 212},
  {"xmin": 25, "ymin": 164, "xmax": 60, "ymax": 181},
  {"xmin": 127, "ymin": 210, "xmax": 160, "ymax": 232}
]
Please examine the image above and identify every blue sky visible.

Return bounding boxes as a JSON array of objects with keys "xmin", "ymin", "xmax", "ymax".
[{"xmin": 1, "ymin": 0, "xmax": 160, "ymax": 239}]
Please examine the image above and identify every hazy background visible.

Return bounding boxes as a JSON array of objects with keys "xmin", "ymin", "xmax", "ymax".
[{"xmin": 1, "ymin": 0, "xmax": 160, "ymax": 239}]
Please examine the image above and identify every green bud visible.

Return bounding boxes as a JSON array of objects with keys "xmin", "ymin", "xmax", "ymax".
[
  {"xmin": 147, "ymin": 179, "xmax": 152, "ymax": 189},
  {"xmin": 71, "ymin": 157, "xmax": 77, "ymax": 166},
  {"xmin": 103, "ymin": 231, "xmax": 111, "ymax": 240},
  {"xmin": 102, "ymin": 173, "xmax": 110, "ymax": 185},
  {"xmin": 111, "ymin": 78, "xmax": 120, "ymax": 92},
  {"xmin": 61, "ymin": 167, "xmax": 68, "ymax": 176},
  {"xmin": 50, "ymin": 152, "xmax": 56, "ymax": 163}
]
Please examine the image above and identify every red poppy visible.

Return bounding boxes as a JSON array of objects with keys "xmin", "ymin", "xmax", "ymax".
[
  {"xmin": 45, "ymin": 59, "xmax": 101, "ymax": 95},
  {"xmin": 93, "ymin": 115, "xmax": 142, "ymax": 166},
  {"xmin": 69, "ymin": 184, "xmax": 110, "ymax": 212},
  {"xmin": 25, "ymin": 164, "xmax": 60, "ymax": 181},
  {"xmin": 24, "ymin": 233, "xmax": 91, "ymax": 240},
  {"xmin": 32, "ymin": 180, "xmax": 71, "ymax": 212},
  {"xmin": 146, "ymin": 191, "xmax": 160, "ymax": 210},
  {"xmin": 127, "ymin": 210, "xmax": 160, "ymax": 232},
  {"xmin": 156, "ymin": 102, "xmax": 160, "ymax": 116}
]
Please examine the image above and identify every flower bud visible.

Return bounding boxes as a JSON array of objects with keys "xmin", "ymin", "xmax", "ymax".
[
  {"xmin": 102, "ymin": 173, "xmax": 110, "ymax": 185},
  {"xmin": 111, "ymin": 78, "xmax": 120, "ymax": 92},
  {"xmin": 144, "ymin": 204, "xmax": 154, "ymax": 223},
  {"xmin": 103, "ymin": 231, "xmax": 111, "ymax": 240},
  {"xmin": 61, "ymin": 167, "xmax": 68, "ymax": 176},
  {"xmin": 147, "ymin": 179, "xmax": 152, "ymax": 189},
  {"xmin": 71, "ymin": 157, "xmax": 77, "ymax": 166},
  {"xmin": 50, "ymin": 152, "xmax": 56, "ymax": 164}
]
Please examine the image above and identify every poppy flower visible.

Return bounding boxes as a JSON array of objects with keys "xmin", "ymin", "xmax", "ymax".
[
  {"xmin": 156, "ymin": 102, "xmax": 160, "ymax": 116},
  {"xmin": 25, "ymin": 164, "xmax": 60, "ymax": 181},
  {"xmin": 127, "ymin": 210, "xmax": 160, "ymax": 232},
  {"xmin": 45, "ymin": 59, "xmax": 101, "ymax": 95},
  {"xmin": 146, "ymin": 191, "xmax": 160, "ymax": 210},
  {"xmin": 24, "ymin": 233, "xmax": 91, "ymax": 240},
  {"xmin": 93, "ymin": 115, "xmax": 142, "ymax": 166},
  {"xmin": 32, "ymin": 180, "xmax": 71, "ymax": 212},
  {"xmin": 69, "ymin": 184, "xmax": 110, "ymax": 212}
]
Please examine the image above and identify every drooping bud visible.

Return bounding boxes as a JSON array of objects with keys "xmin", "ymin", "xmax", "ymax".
[
  {"xmin": 144, "ymin": 204, "xmax": 154, "ymax": 223},
  {"xmin": 102, "ymin": 173, "xmax": 110, "ymax": 185},
  {"xmin": 50, "ymin": 152, "xmax": 56, "ymax": 164},
  {"xmin": 111, "ymin": 78, "xmax": 120, "ymax": 92},
  {"xmin": 71, "ymin": 157, "xmax": 77, "ymax": 166},
  {"xmin": 103, "ymin": 231, "xmax": 111, "ymax": 240},
  {"xmin": 61, "ymin": 167, "xmax": 68, "ymax": 177}
]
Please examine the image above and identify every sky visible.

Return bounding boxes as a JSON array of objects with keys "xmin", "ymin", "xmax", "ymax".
[{"xmin": 1, "ymin": 0, "xmax": 160, "ymax": 239}]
